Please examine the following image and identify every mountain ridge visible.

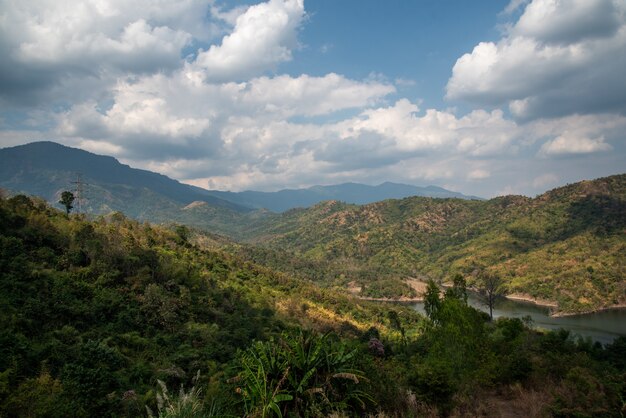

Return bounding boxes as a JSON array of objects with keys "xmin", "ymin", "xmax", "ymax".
[
  {"xmin": 0, "ymin": 141, "xmax": 482, "ymax": 215},
  {"xmin": 0, "ymin": 141, "xmax": 250, "ymax": 212}
]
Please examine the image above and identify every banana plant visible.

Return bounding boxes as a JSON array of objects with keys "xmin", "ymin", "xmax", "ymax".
[
  {"xmin": 233, "ymin": 330, "xmax": 373, "ymax": 417},
  {"xmin": 235, "ymin": 340, "xmax": 293, "ymax": 418}
]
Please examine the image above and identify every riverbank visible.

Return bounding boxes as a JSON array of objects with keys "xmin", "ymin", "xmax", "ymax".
[
  {"xmin": 348, "ymin": 280, "xmax": 626, "ymax": 318},
  {"xmin": 505, "ymin": 293, "xmax": 558, "ymax": 308},
  {"xmin": 550, "ymin": 304, "xmax": 626, "ymax": 318},
  {"xmin": 504, "ymin": 293, "xmax": 626, "ymax": 318},
  {"xmin": 347, "ymin": 278, "xmax": 426, "ymax": 302}
]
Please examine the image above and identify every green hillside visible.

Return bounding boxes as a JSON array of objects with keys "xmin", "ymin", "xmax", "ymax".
[
  {"xmin": 240, "ymin": 175, "xmax": 626, "ymax": 314},
  {"xmin": 1, "ymin": 194, "xmax": 625, "ymax": 417},
  {"xmin": 0, "ymin": 193, "xmax": 416, "ymax": 416}
]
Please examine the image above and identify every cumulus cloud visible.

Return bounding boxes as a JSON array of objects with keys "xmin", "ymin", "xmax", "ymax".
[
  {"xmin": 0, "ymin": 0, "xmax": 220, "ymax": 106},
  {"xmin": 56, "ymin": 70, "xmax": 394, "ymax": 165},
  {"xmin": 55, "ymin": 58, "xmax": 626, "ymax": 190},
  {"xmin": 239, "ymin": 73, "xmax": 395, "ymax": 117},
  {"xmin": 539, "ymin": 134, "xmax": 612, "ymax": 156},
  {"xmin": 447, "ymin": 0, "xmax": 626, "ymax": 119},
  {"xmin": 194, "ymin": 0, "xmax": 305, "ymax": 82},
  {"xmin": 513, "ymin": 0, "xmax": 621, "ymax": 43}
]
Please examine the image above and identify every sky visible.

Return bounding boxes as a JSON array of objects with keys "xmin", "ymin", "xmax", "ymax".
[{"xmin": 0, "ymin": 0, "xmax": 625, "ymax": 197}]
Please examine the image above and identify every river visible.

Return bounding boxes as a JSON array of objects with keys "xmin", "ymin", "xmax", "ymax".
[{"xmin": 408, "ymin": 293, "xmax": 626, "ymax": 344}]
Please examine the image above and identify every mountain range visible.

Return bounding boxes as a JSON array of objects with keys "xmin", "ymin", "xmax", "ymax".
[
  {"xmin": 0, "ymin": 141, "xmax": 480, "ymax": 216},
  {"xmin": 207, "ymin": 182, "xmax": 482, "ymax": 212}
]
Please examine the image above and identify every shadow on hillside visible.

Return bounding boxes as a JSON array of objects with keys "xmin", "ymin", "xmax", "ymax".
[{"xmin": 566, "ymin": 194, "xmax": 626, "ymax": 236}]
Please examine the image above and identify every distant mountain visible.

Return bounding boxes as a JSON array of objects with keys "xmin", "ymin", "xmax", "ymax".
[
  {"xmin": 0, "ymin": 141, "xmax": 256, "ymax": 234},
  {"xmin": 207, "ymin": 181, "xmax": 482, "ymax": 212},
  {"xmin": 0, "ymin": 142, "xmax": 482, "ymax": 218}
]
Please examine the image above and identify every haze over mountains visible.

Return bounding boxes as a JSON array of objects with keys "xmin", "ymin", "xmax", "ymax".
[
  {"xmin": 0, "ymin": 141, "xmax": 480, "ymax": 215},
  {"xmin": 207, "ymin": 182, "xmax": 482, "ymax": 212}
]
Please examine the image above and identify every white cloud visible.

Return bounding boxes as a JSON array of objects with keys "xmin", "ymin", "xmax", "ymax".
[
  {"xmin": 539, "ymin": 134, "xmax": 612, "ymax": 156},
  {"xmin": 77, "ymin": 139, "xmax": 124, "ymax": 156},
  {"xmin": 468, "ymin": 169, "xmax": 491, "ymax": 180},
  {"xmin": 447, "ymin": 0, "xmax": 626, "ymax": 119},
  {"xmin": 0, "ymin": 0, "xmax": 219, "ymax": 105},
  {"xmin": 194, "ymin": 0, "xmax": 305, "ymax": 82},
  {"xmin": 56, "ymin": 69, "xmax": 394, "ymax": 168},
  {"xmin": 513, "ymin": 0, "xmax": 621, "ymax": 43},
  {"xmin": 239, "ymin": 73, "xmax": 395, "ymax": 117},
  {"xmin": 56, "ymin": 61, "xmax": 626, "ymax": 190},
  {"xmin": 502, "ymin": 0, "xmax": 531, "ymax": 15},
  {"xmin": 532, "ymin": 173, "xmax": 559, "ymax": 188},
  {"xmin": 1, "ymin": 0, "xmax": 211, "ymax": 68},
  {"xmin": 333, "ymin": 100, "xmax": 519, "ymax": 157}
]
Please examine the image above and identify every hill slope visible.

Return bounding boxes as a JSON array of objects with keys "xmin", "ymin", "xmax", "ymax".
[
  {"xmin": 0, "ymin": 194, "xmax": 426, "ymax": 416},
  {"xmin": 0, "ymin": 141, "xmax": 262, "ymax": 235},
  {"xmin": 241, "ymin": 174, "xmax": 626, "ymax": 313}
]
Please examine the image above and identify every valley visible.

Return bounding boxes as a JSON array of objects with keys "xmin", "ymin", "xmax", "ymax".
[
  {"xmin": 2, "ymin": 142, "xmax": 624, "ymax": 316},
  {"xmin": 3, "ymin": 0, "xmax": 626, "ymax": 415},
  {"xmin": 1, "ymin": 142, "xmax": 625, "ymax": 416}
]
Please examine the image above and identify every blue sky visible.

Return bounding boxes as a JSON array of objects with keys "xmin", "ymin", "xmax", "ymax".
[
  {"xmin": 0, "ymin": 0, "xmax": 625, "ymax": 197},
  {"xmin": 285, "ymin": 1, "xmax": 508, "ymax": 109}
]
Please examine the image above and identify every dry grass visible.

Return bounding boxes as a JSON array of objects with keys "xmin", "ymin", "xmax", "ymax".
[{"xmin": 449, "ymin": 384, "xmax": 553, "ymax": 418}]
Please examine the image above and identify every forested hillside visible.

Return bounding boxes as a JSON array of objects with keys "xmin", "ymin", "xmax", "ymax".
[
  {"xmin": 2, "ymin": 194, "xmax": 625, "ymax": 417},
  {"xmin": 241, "ymin": 174, "xmax": 626, "ymax": 314}
]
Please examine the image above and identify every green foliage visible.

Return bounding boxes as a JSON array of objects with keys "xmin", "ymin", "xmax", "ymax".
[
  {"xmin": 3, "ymin": 369, "xmax": 74, "ymax": 417},
  {"xmin": 59, "ymin": 191, "xmax": 75, "ymax": 215},
  {"xmin": 444, "ymin": 274, "xmax": 468, "ymax": 303},
  {"xmin": 1, "ymin": 194, "xmax": 625, "ymax": 417},
  {"xmin": 423, "ymin": 279, "xmax": 441, "ymax": 322},
  {"xmin": 241, "ymin": 174, "xmax": 626, "ymax": 314},
  {"xmin": 233, "ymin": 330, "xmax": 371, "ymax": 417},
  {"xmin": 0, "ymin": 195, "xmax": 286, "ymax": 416}
]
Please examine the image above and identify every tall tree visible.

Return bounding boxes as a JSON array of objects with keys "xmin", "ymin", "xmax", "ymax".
[
  {"xmin": 478, "ymin": 270, "xmax": 503, "ymax": 320},
  {"xmin": 423, "ymin": 279, "xmax": 442, "ymax": 322},
  {"xmin": 59, "ymin": 191, "xmax": 75, "ymax": 215}
]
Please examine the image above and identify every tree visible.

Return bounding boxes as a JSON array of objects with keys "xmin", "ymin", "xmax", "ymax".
[
  {"xmin": 445, "ymin": 274, "xmax": 468, "ymax": 304},
  {"xmin": 478, "ymin": 271, "xmax": 503, "ymax": 320},
  {"xmin": 423, "ymin": 279, "xmax": 442, "ymax": 322},
  {"xmin": 59, "ymin": 191, "xmax": 75, "ymax": 215},
  {"xmin": 387, "ymin": 310, "xmax": 406, "ymax": 347}
]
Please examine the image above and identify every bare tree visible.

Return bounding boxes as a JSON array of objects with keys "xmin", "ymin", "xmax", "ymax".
[{"xmin": 478, "ymin": 271, "xmax": 503, "ymax": 320}]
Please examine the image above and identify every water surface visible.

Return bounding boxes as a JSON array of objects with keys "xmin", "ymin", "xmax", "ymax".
[{"xmin": 408, "ymin": 293, "xmax": 626, "ymax": 344}]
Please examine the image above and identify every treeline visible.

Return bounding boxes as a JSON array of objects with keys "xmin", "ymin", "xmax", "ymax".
[{"xmin": 0, "ymin": 195, "xmax": 624, "ymax": 417}]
